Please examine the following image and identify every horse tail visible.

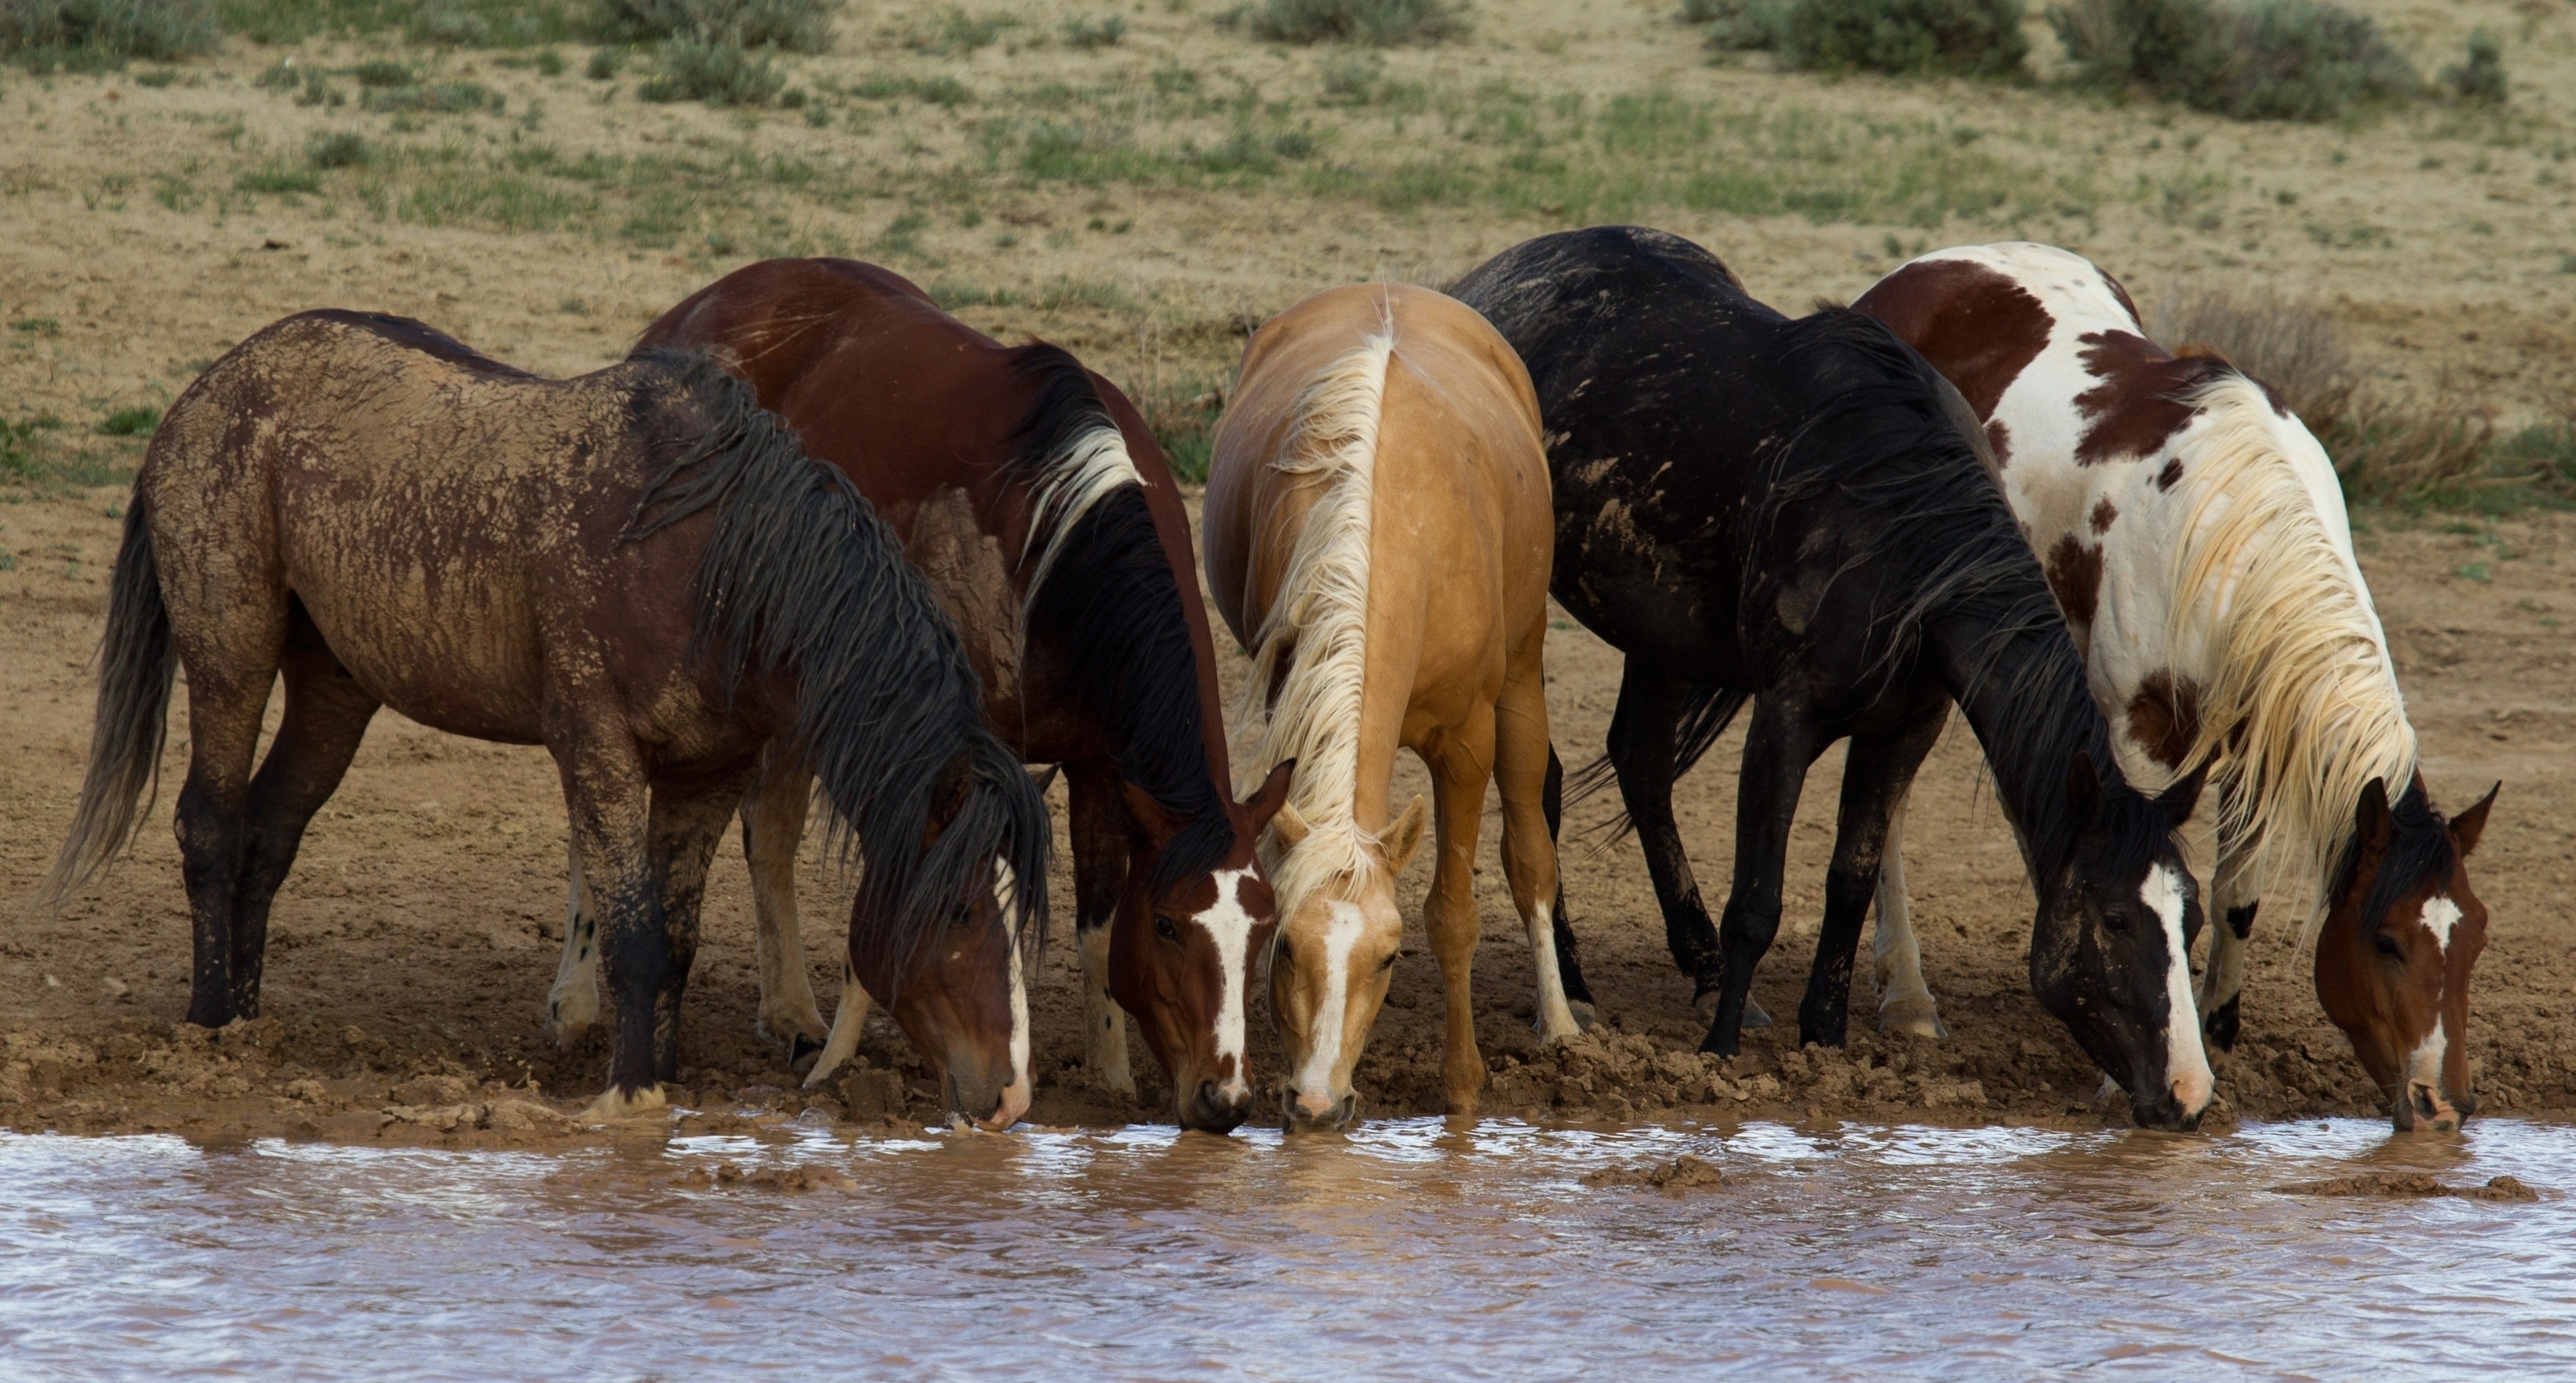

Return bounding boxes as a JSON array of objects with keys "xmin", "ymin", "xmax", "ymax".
[
  {"xmin": 1565, "ymin": 681, "xmax": 1748, "ymax": 843},
  {"xmin": 622, "ymin": 352, "xmax": 1051, "ymax": 974},
  {"xmin": 26, "ymin": 496, "xmax": 176, "ymax": 920}
]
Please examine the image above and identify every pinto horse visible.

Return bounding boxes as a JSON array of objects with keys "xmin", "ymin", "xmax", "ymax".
[
  {"xmin": 1452, "ymin": 227, "xmax": 2215, "ymax": 1130},
  {"xmin": 1205, "ymin": 283, "xmax": 1579, "ymax": 1130},
  {"xmin": 616, "ymin": 258, "xmax": 1293, "ymax": 1133},
  {"xmin": 1858, "ymin": 242, "xmax": 2498, "ymax": 1130},
  {"xmin": 26, "ymin": 312, "xmax": 1050, "ymax": 1125}
]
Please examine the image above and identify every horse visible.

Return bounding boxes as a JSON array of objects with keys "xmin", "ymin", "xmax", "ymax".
[
  {"xmin": 1205, "ymin": 282, "xmax": 1580, "ymax": 1131},
  {"xmin": 23, "ymin": 311, "xmax": 1052, "ymax": 1127},
  {"xmin": 613, "ymin": 258, "xmax": 1294, "ymax": 1133},
  {"xmin": 1451, "ymin": 227, "xmax": 2215, "ymax": 1130},
  {"xmin": 1856, "ymin": 242, "xmax": 2498, "ymax": 1131}
]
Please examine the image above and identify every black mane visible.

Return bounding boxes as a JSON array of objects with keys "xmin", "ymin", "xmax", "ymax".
[
  {"xmin": 2335, "ymin": 777, "xmax": 2458, "ymax": 931},
  {"xmin": 623, "ymin": 349, "xmax": 1052, "ymax": 970},
  {"xmin": 1005, "ymin": 345, "xmax": 1236, "ymax": 891}
]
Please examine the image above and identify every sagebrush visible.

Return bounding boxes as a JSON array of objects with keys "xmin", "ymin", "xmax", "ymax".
[
  {"xmin": 1, "ymin": 0, "xmax": 214, "ymax": 70},
  {"xmin": 597, "ymin": 0, "xmax": 833, "ymax": 49},
  {"xmin": 1778, "ymin": 0, "xmax": 2026, "ymax": 78},
  {"xmin": 2052, "ymin": 0, "xmax": 2416, "ymax": 122},
  {"xmin": 1237, "ymin": 0, "xmax": 1464, "ymax": 45}
]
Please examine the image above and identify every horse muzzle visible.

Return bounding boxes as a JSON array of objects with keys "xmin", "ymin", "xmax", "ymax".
[
  {"xmin": 945, "ymin": 1066, "xmax": 1029, "ymax": 1133},
  {"xmin": 1181, "ymin": 1076, "xmax": 1254, "ymax": 1134},
  {"xmin": 1282, "ymin": 1086, "xmax": 1356, "ymax": 1134},
  {"xmin": 2397, "ymin": 1079, "xmax": 2472, "ymax": 1134}
]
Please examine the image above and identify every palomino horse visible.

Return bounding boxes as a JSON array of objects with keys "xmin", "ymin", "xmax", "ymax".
[
  {"xmin": 611, "ymin": 258, "xmax": 1293, "ymax": 1133},
  {"xmin": 26, "ymin": 312, "xmax": 1050, "ymax": 1126},
  {"xmin": 1452, "ymin": 227, "xmax": 2215, "ymax": 1130},
  {"xmin": 1858, "ymin": 242, "xmax": 2498, "ymax": 1130},
  {"xmin": 1205, "ymin": 283, "xmax": 1579, "ymax": 1131}
]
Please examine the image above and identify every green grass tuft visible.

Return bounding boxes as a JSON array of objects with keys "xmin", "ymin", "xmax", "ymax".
[
  {"xmin": 1778, "ymin": 0, "xmax": 2027, "ymax": 78},
  {"xmin": 598, "ymin": 0, "xmax": 833, "ymax": 50},
  {"xmin": 636, "ymin": 35, "xmax": 783, "ymax": 104},
  {"xmin": 1239, "ymin": 0, "xmax": 1465, "ymax": 46},
  {"xmin": 2, "ymin": 0, "xmax": 217, "ymax": 70},
  {"xmin": 96, "ymin": 405, "xmax": 159, "ymax": 436}
]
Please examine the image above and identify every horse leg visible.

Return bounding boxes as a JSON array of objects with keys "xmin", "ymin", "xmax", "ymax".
[
  {"xmin": 1423, "ymin": 721, "xmax": 1499, "ymax": 1115},
  {"xmin": 1702, "ymin": 696, "xmax": 1821, "ymax": 1057},
  {"xmin": 644, "ymin": 770, "xmax": 753, "ymax": 1090},
  {"xmin": 226, "ymin": 634, "xmax": 380, "ymax": 1018},
  {"xmin": 741, "ymin": 749, "xmax": 827, "ymax": 1071},
  {"xmin": 1498, "ymin": 664, "xmax": 1580, "ymax": 1041},
  {"xmin": 1609, "ymin": 670, "xmax": 1765, "ymax": 1025},
  {"xmin": 1067, "ymin": 761, "xmax": 1137, "ymax": 1097},
  {"xmin": 2198, "ymin": 825, "xmax": 2259, "ymax": 1054},
  {"xmin": 1539, "ymin": 744, "xmax": 1597, "ymax": 1031},
  {"xmin": 1868, "ymin": 794, "xmax": 1948, "ymax": 1039},
  {"xmin": 1799, "ymin": 703, "xmax": 1945, "ymax": 1049},
  {"xmin": 557, "ymin": 726, "xmax": 663, "ymax": 1119},
  {"xmin": 545, "ymin": 838, "xmax": 599, "ymax": 1045},
  {"xmin": 171, "ymin": 648, "xmax": 283, "ymax": 1030}
]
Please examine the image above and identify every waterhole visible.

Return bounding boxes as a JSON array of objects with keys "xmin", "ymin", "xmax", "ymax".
[{"xmin": 2, "ymin": 1118, "xmax": 2568, "ymax": 1378}]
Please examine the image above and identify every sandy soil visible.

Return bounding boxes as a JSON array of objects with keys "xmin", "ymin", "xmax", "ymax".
[{"xmin": 4, "ymin": 0, "xmax": 2574, "ymax": 1143}]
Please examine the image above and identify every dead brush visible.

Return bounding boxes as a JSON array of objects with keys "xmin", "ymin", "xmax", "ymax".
[{"xmin": 2150, "ymin": 281, "xmax": 2495, "ymax": 505}]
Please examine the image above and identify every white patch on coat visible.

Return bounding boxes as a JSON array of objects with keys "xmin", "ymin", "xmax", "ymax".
[
  {"xmin": 999, "ymin": 861, "xmax": 1030, "ymax": 1106},
  {"xmin": 2142, "ymin": 863, "xmax": 2214, "ymax": 1112},
  {"xmin": 1291, "ymin": 900, "xmax": 1369, "ymax": 1109},
  {"xmin": 2418, "ymin": 896, "xmax": 2463, "ymax": 956},
  {"xmin": 1196, "ymin": 867, "xmax": 1258, "ymax": 1093}
]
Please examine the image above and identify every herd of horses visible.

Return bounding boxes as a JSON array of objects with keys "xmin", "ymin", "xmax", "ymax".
[{"xmin": 25, "ymin": 226, "xmax": 2495, "ymax": 1137}]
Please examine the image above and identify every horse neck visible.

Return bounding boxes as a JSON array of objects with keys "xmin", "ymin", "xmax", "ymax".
[{"xmin": 1921, "ymin": 598, "xmax": 2119, "ymax": 879}]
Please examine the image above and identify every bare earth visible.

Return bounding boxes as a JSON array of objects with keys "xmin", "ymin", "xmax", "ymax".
[{"xmin": 3, "ymin": 0, "xmax": 2574, "ymax": 1141}]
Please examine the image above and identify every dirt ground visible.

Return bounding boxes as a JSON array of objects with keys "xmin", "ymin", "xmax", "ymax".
[{"xmin": 4, "ymin": 0, "xmax": 2575, "ymax": 1142}]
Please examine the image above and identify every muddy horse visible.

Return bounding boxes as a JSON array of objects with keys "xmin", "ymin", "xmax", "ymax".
[
  {"xmin": 27, "ymin": 311, "xmax": 1050, "ymax": 1125},
  {"xmin": 620, "ymin": 258, "xmax": 1293, "ymax": 1133},
  {"xmin": 1205, "ymin": 283, "xmax": 1577, "ymax": 1131},
  {"xmin": 1858, "ymin": 242, "xmax": 2497, "ymax": 1130},
  {"xmin": 1452, "ymin": 227, "xmax": 2215, "ymax": 1130}
]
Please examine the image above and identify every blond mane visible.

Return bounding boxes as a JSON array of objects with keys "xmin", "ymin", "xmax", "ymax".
[
  {"xmin": 1236, "ymin": 318, "xmax": 1397, "ymax": 914},
  {"xmin": 2169, "ymin": 374, "xmax": 2416, "ymax": 937}
]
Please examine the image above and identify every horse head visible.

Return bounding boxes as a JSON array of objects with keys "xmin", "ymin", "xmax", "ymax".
[
  {"xmin": 2316, "ymin": 776, "xmax": 2496, "ymax": 1132},
  {"xmin": 2030, "ymin": 753, "xmax": 2215, "ymax": 1131},
  {"xmin": 1113, "ymin": 760, "xmax": 1296, "ymax": 1133},
  {"xmin": 1265, "ymin": 794, "xmax": 1427, "ymax": 1133}
]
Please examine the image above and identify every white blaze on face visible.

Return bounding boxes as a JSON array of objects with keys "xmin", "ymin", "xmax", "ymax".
[
  {"xmin": 1194, "ymin": 868, "xmax": 1258, "ymax": 1097},
  {"xmin": 2142, "ymin": 863, "xmax": 2214, "ymax": 1114},
  {"xmin": 995, "ymin": 861, "xmax": 1031, "ymax": 1128},
  {"xmin": 1292, "ymin": 900, "xmax": 1369, "ymax": 1108},
  {"xmin": 2419, "ymin": 896, "xmax": 2463, "ymax": 956}
]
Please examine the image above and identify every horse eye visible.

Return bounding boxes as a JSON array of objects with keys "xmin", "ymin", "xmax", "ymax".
[
  {"xmin": 1377, "ymin": 952, "xmax": 1398, "ymax": 972},
  {"xmin": 2102, "ymin": 910, "xmax": 2132, "ymax": 935},
  {"xmin": 2373, "ymin": 931, "xmax": 2403, "ymax": 960},
  {"xmin": 1154, "ymin": 915, "xmax": 1181, "ymax": 942}
]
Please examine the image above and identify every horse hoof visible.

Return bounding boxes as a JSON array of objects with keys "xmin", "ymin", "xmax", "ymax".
[
  {"xmin": 786, "ymin": 1034, "xmax": 825, "ymax": 1078},
  {"xmin": 578, "ymin": 1084, "xmax": 668, "ymax": 1122},
  {"xmin": 1565, "ymin": 1000, "xmax": 1598, "ymax": 1033},
  {"xmin": 1877, "ymin": 1006, "xmax": 1947, "ymax": 1040},
  {"xmin": 1740, "ymin": 998, "xmax": 1773, "ymax": 1029},
  {"xmin": 546, "ymin": 1017, "xmax": 592, "ymax": 1050}
]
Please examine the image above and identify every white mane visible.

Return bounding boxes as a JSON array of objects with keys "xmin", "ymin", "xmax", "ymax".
[
  {"xmin": 1021, "ymin": 421, "xmax": 1142, "ymax": 605},
  {"xmin": 1236, "ymin": 319, "xmax": 1396, "ymax": 915},
  {"xmin": 2169, "ymin": 374, "xmax": 2417, "ymax": 937}
]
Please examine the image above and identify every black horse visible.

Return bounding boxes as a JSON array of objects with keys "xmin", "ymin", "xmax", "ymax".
[{"xmin": 1452, "ymin": 227, "xmax": 2214, "ymax": 1129}]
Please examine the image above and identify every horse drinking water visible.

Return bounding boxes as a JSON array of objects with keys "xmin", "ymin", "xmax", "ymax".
[
  {"xmin": 622, "ymin": 258, "xmax": 1293, "ymax": 1133},
  {"xmin": 1857, "ymin": 242, "xmax": 2496, "ymax": 1130},
  {"xmin": 27, "ymin": 311, "xmax": 1051, "ymax": 1125},
  {"xmin": 1205, "ymin": 283, "xmax": 1580, "ymax": 1130},
  {"xmin": 1452, "ymin": 227, "xmax": 2213, "ymax": 1129}
]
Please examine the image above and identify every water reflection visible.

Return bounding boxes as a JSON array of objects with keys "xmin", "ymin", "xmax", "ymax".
[{"xmin": 1, "ymin": 1117, "xmax": 2568, "ymax": 1378}]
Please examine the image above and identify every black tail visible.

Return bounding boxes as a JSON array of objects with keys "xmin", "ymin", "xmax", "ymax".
[
  {"xmin": 624, "ymin": 352, "xmax": 1052, "ymax": 979},
  {"xmin": 27, "ymin": 496, "xmax": 176, "ymax": 919},
  {"xmin": 1566, "ymin": 681, "xmax": 1748, "ymax": 845}
]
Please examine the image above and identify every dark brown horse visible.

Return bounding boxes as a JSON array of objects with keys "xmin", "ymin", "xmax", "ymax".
[
  {"xmin": 617, "ymin": 258, "xmax": 1293, "ymax": 1133},
  {"xmin": 27, "ymin": 311, "xmax": 1050, "ymax": 1125}
]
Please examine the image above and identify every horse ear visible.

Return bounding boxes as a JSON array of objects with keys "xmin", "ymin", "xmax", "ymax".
[
  {"xmin": 1030, "ymin": 764, "xmax": 1061, "ymax": 796},
  {"xmin": 1383, "ymin": 795, "xmax": 1429, "ymax": 875},
  {"xmin": 2354, "ymin": 778, "xmax": 2393, "ymax": 854},
  {"xmin": 2449, "ymin": 781, "xmax": 2500, "ymax": 859},
  {"xmin": 1243, "ymin": 759, "xmax": 1296, "ymax": 831},
  {"xmin": 2156, "ymin": 762, "xmax": 2208, "ymax": 829},
  {"xmin": 1269, "ymin": 799, "xmax": 1311, "ymax": 850},
  {"xmin": 1120, "ymin": 780, "xmax": 1184, "ymax": 848},
  {"xmin": 2065, "ymin": 752, "xmax": 2106, "ymax": 837}
]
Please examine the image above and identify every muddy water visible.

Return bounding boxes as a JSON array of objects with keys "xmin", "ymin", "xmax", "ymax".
[{"xmin": 2, "ymin": 1117, "xmax": 2568, "ymax": 1379}]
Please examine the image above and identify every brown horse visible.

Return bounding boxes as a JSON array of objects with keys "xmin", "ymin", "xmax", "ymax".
[
  {"xmin": 26, "ymin": 311, "xmax": 1050, "ymax": 1125},
  {"xmin": 606, "ymin": 258, "xmax": 1293, "ymax": 1133},
  {"xmin": 1205, "ymin": 283, "xmax": 1577, "ymax": 1131}
]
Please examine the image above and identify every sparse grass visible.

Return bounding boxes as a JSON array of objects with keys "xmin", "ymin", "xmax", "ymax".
[
  {"xmin": 911, "ymin": 6, "xmax": 1013, "ymax": 55},
  {"xmin": 2443, "ymin": 30, "xmax": 2506, "ymax": 105},
  {"xmin": 850, "ymin": 70, "xmax": 971, "ymax": 105},
  {"xmin": 215, "ymin": 0, "xmax": 587, "ymax": 46},
  {"xmin": 596, "ymin": 0, "xmax": 835, "ymax": 51},
  {"xmin": 236, "ymin": 162, "xmax": 323, "ymax": 192},
  {"xmin": 2, "ymin": 0, "xmax": 217, "ymax": 71},
  {"xmin": 307, "ymin": 129, "xmax": 369, "ymax": 167},
  {"xmin": 2050, "ymin": 0, "xmax": 2416, "ymax": 122},
  {"xmin": 1061, "ymin": 13, "xmax": 1122, "ymax": 48},
  {"xmin": 1686, "ymin": 0, "xmax": 1787, "ymax": 52},
  {"xmin": 360, "ymin": 78, "xmax": 502, "ymax": 111},
  {"xmin": 1777, "ymin": 0, "xmax": 2027, "ymax": 78},
  {"xmin": 1237, "ymin": 0, "xmax": 1465, "ymax": 46},
  {"xmin": 636, "ymin": 35, "xmax": 783, "ymax": 105},
  {"xmin": 1137, "ymin": 374, "xmax": 1224, "ymax": 482}
]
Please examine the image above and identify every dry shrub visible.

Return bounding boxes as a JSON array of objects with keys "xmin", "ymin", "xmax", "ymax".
[
  {"xmin": 2150, "ymin": 281, "xmax": 2494, "ymax": 505},
  {"xmin": 2051, "ymin": 0, "xmax": 2416, "ymax": 122}
]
